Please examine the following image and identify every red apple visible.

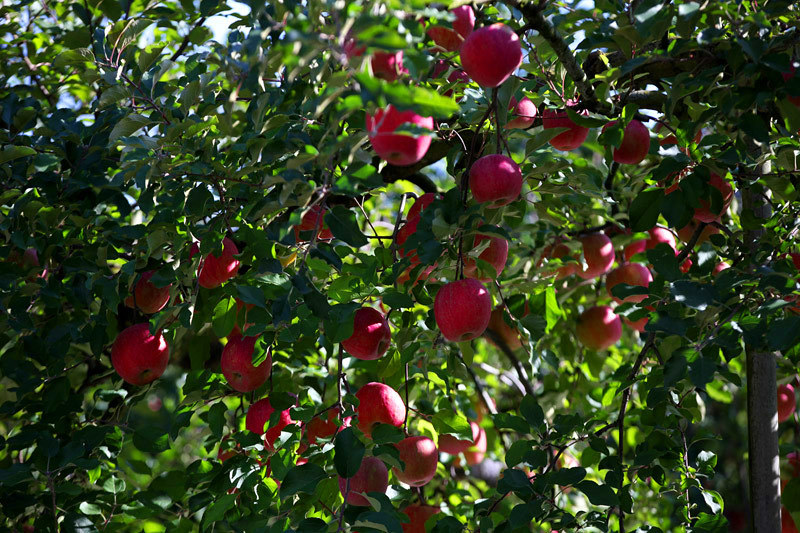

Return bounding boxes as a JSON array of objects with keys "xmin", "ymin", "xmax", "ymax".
[
  {"xmin": 540, "ymin": 242, "xmax": 578, "ymax": 279},
  {"xmin": 220, "ymin": 334, "xmax": 272, "ymax": 392},
  {"xmin": 339, "ymin": 456, "xmax": 389, "ymax": 506},
  {"xmin": 602, "ymin": 119, "xmax": 650, "ymax": 165},
  {"xmin": 246, "ymin": 397, "xmax": 295, "ymax": 449},
  {"xmin": 393, "ymin": 436, "xmax": 438, "ymax": 486},
  {"xmin": 625, "ymin": 315, "xmax": 649, "ymax": 333},
  {"xmin": 576, "ymin": 306, "xmax": 622, "ymax": 351},
  {"xmin": 606, "ymin": 264, "xmax": 652, "ymax": 304},
  {"xmin": 401, "ymin": 504, "xmax": 441, "ymax": 533},
  {"xmin": 217, "ymin": 435, "xmax": 241, "ymax": 463},
  {"xmin": 578, "ymin": 233, "xmax": 615, "ymax": 280},
  {"xmin": 677, "ymin": 219, "xmax": 719, "ymax": 245},
  {"xmin": 469, "ymin": 154, "xmax": 523, "ymax": 207},
  {"xmin": 427, "ymin": 5, "xmax": 475, "ymax": 52},
  {"xmin": 460, "ymin": 23, "xmax": 522, "ymax": 87},
  {"xmin": 463, "ymin": 234, "xmax": 509, "ymax": 281},
  {"xmin": 294, "ymin": 205, "xmax": 334, "ymax": 242},
  {"xmin": 434, "ymin": 279, "xmax": 492, "ymax": 342},
  {"xmin": 542, "ymin": 105, "xmax": 590, "ymax": 151},
  {"xmin": 623, "ymin": 227, "xmax": 676, "ymax": 262},
  {"xmin": 505, "ymin": 96, "xmax": 537, "ymax": 129},
  {"xmin": 371, "ymin": 50, "xmax": 408, "ymax": 81},
  {"xmin": 693, "ymin": 173, "xmax": 733, "ymax": 223},
  {"xmin": 407, "ymin": 192, "xmax": 437, "ymax": 220},
  {"xmin": 198, "ymin": 237, "xmax": 240, "ymax": 289},
  {"xmin": 713, "ymin": 262, "xmax": 730, "ymax": 276},
  {"xmin": 438, "ymin": 420, "xmax": 482, "ymax": 455},
  {"xmin": 124, "ymin": 270, "xmax": 172, "ymax": 314},
  {"xmin": 111, "ymin": 323, "xmax": 169, "ymax": 386},
  {"xmin": 356, "ymin": 382, "xmax": 406, "ymax": 438},
  {"xmin": 366, "ymin": 105, "xmax": 434, "ymax": 166},
  {"xmin": 464, "ymin": 425, "xmax": 487, "ymax": 465},
  {"xmin": 779, "ymin": 384, "xmax": 796, "ymax": 423},
  {"xmin": 485, "ymin": 306, "xmax": 523, "ymax": 350},
  {"xmin": 342, "ymin": 307, "xmax": 392, "ymax": 360},
  {"xmin": 305, "ymin": 408, "xmax": 342, "ymax": 446}
]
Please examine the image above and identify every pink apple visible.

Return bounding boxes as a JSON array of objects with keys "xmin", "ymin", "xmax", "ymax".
[
  {"xmin": 434, "ymin": 279, "xmax": 492, "ymax": 342},
  {"xmin": 625, "ymin": 315, "xmax": 649, "ymax": 333},
  {"xmin": 124, "ymin": 271, "xmax": 172, "ymax": 314},
  {"xmin": 606, "ymin": 264, "xmax": 652, "ymax": 304},
  {"xmin": 356, "ymin": 382, "xmax": 406, "ymax": 438},
  {"xmin": 778, "ymin": 384, "xmax": 796, "ymax": 423},
  {"xmin": 542, "ymin": 106, "xmax": 590, "ymax": 151},
  {"xmin": 371, "ymin": 50, "xmax": 408, "ymax": 81},
  {"xmin": 305, "ymin": 407, "xmax": 343, "ymax": 446},
  {"xmin": 540, "ymin": 242, "xmax": 578, "ymax": 279},
  {"xmin": 220, "ymin": 334, "xmax": 272, "ymax": 392},
  {"xmin": 294, "ymin": 205, "xmax": 334, "ymax": 242},
  {"xmin": 677, "ymin": 219, "xmax": 719, "ymax": 245},
  {"xmin": 427, "ymin": 6, "xmax": 475, "ymax": 52},
  {"xmin": 407, "ymin": 192, "xmax": 437, "ymax": 220},
  {"xmin": 713, "ymin": 262, "xmax": 730, "ymax": 276},
  {"xmin": 111, "ymin": 323, "xmax": 170, "ymax": 386},
  {"xmin": 401, "ymin": 504, "xmax": 441, "ymax": 533},
  {"xmin": 602, "ymin": 119, "xmax": 650, "ymax": 165},
  {"xmin": 505, "ymin": 96, "xmax": 537, "ymax": 129},
  {"xmin": 198, "ymin": 237, "xmax": 240, "ymax": 289},
  {"xmin": 393, "ymin": 436, "xmax": 438, "ymax": 486},
  {"xmin": 623, "ymin": 227, "xmax": 676, "ymax": 262},
  {"xmin": 460, "ymin": 23, "xmax": 522, "ymax": 87},
  {"xmin": 463, "ymin": 234, "xmax": 509, "ymax": 281},
  {"xmin": 578, "ymin": 233, "xmax": 615, "ymax": 280},
  {"xmin": 464, "ymin": 425, "xmax": 487, "ymax": 465},
  {"xmin": 339, "ymin": 456, "xmax": 389, "ymax": 506},
  {"xmin": 246, "ymin": 397, "xmax": 295, "ymax": 449},
  {"xmin": 576, "ymin": 306, "xmax": 622, "ymax": 351},
  {"xmin": 342, "ymin": 307, "xmax": 392, "ymax": 360},
  {"xmin": 438, "ymin": 420, "xmax": 482, "ymax": 455},
  {"xmin": 366, "ymin": 105, "xmax": 434, "ymax": 166},
  {"xmin": 469, "ymin": 154, "xmax": 523, "ymax": 207},
  {"xmin": 693, "ymin": 173, "xmax": 733, "ymax": 223}
]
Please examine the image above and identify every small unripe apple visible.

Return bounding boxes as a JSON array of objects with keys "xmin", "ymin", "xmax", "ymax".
[
  {"xmin": 111, "ymin": 323, "xmax": 169, "ymax": 385},
  {"xmin": 366, "ymin": 105, "xmax": 434, "ymax": 167},
  {"xmin": 693, "ymin": 173, "xmax": 733, "ymax": 223},
  {"xmin": 460, "ymin": 23, "xmax": 522, "ymax": 87},
  {"xmin": 342, "ymin": 307, "xmax": 391, "ymax": 360},
  {"xmin": 198, "ymin": 237, "xmax": 240, "ymax": 289},
  {"xmin": 356, "ymin": 382, "xmax": 405, "ymax": 438},
  {"xmin": 602, "ymin": 119, "xmax": 650, "ymax": 165},
  {"xmin": 434, "ymin": 279, "xmax": 492, "ymax": 342},
  {"xmin": 427, "ymin": 6, "xmax": 475, "ymax": 52},
  {"xmin": 338, "ymin": 456, "xmax": 389, "ymax": 506},
  {"xmin": 124, "ymin": 270, "xmax": 172, "ymax": 314},
  {"xmin": 393, "ymin": 436, "xmax": 438, "ymax": 486},
  {"xmin": 246, "ymin": 397, "xmax": 295, "ymax": 449},
  {"xmin": 576, "ymin": 306, "xmax": 622, "ymax": 351},
  {"xmin": 578, "ymin": 233, "xmax": 615, "ymax": 280},
  {"xmin": 371, "ymin": 50, "xmax": 408, "ymax": 81},
  {"xmin": 294, "ymin": 205, "xmax": 334, "ymax": 242},
  {"xmin": 469, "ymin": 154, "xmax": 523, "ymax": 207},
  {"xmin": 606, "ymin": 264, "xmax": 652, "ymax": 304},
  {"xmin": 505, "ymin": 96, "xmax": 537, "ymax": 129},
  {"xmin": 542, "ymin": 106, "xmax": 590, "ymax": 151},
  {"xmin": 463, "ymin": 234, "xmax": 509, "ymax": 281},
  {"xmin": 401, "ymin": 504, "xmax": 441, "ymax": 533},
  {"xmin": 438, "ymin": 420, "xmax": 482, "ymax": 455},
  {"xmin": 220, "ymin": 334, "xmax": 271, "ymax": 392},
  {"xmin": 778, "ymin": 384, "xmax": 796, "ymax": 423}
]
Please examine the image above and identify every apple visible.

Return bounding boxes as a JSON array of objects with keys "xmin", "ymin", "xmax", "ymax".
[
  {"xmin": 779, "ymin": 384, "xmax": 796, "ymax": 423},
  {"xmin": 468, "ymin": 154, "xmax": 523, "ymax": 207},
  {"xmin": 485, "ymin": 306, "xmax": 523, "ymax": 350},
  {"xmin": 783, "ymin": 507, "xmax": 799, "ymax": 533},
  {"xmin": 677, "ymin": 219, "xmax": 719, "ymax": 245},
  {"xmin": 220, "ymin": 334, "xmax": 272, "ymax": 392},
  {"xmin": 540, "ymin": 242, "xmax": 578, "ymax": 279},
  {"xmin": 217, "ymin": 435, "xmax": 241, "ymax": 463},
  {"xmin": 124, "ymin": 270, "xmax": 172, "ymax": 314},
  {"xmin": 464, "ymin": 425, "xmax": 487, "ymax": 465},
  {"xmin": 713, "ymin": 262, "xmax": 730, "ymax": 276},
  {"xmin": 246, "ymin": 397, "xmax": 295, "ymax": 449},
  {"xmin": 606, "ymin": 264, "xmax": 652, "ymax": 304},
  {"xmin": 342, "ymin": 307, "xmax": 392, "ymax": 360},
  {"xmin": 198, "ymin": 237, "xmax": 240, "ymax": 289},
  {"xmin": 505, "ymin": 96, "xmax": 537, "ymax": 129},
  {"xmin": 338, "ymin": 456, "xmax": 389, "ymax": 506},
  {"xmin": 407, "ymin": 192, "xmax": 437, "ymax": 220},
  {"xmin": 542, "ymin": 105, "xmax": 590, "ymax": 151},
  {"xmin": 602, "ymin": 119, "xmax": 650, "ymax": 165},
  {"xmin": 789, "ymin": 451, "xmax": 800, "ymax": 477},
  {"xmin": 656, "ymin": 124, "xmax": 703, "ymax": 154},
  {"xmin": 622, "ymin": 226, "xmax": 676, "ymax": 262},
  {"xmin": 366, "ymin": 105, "xmax": 434, "ymax": 167},
  {"xmin": 577, "ymin": 233, "xmax": 615, "ymax": 280},
  {"xmin": 294, "ymin": 205, "xmax": 334, "ymax": 242},
  {"xmin": 147, "ymin": 395, "xmax": 163, "ymax": 411},
  {"xmin": 438, "ymin": 420, "xmax": 482, "ymax": 455},
  {"xmin": 305, "ymin": 408, "xmax": 343, "ymax": 446},
  {"xmin": 427, "ymin": 5, "xmax": 475, "ymax": 52},
  {"xmin": 111, "ymin": 323, "xmax": 170, "ymax": 386},
  {"xmin": 625, "ymin": 315, "xmax": 649, "ymax": 333},
  {"xmin": 393, "ymin": 436, "xmax": 438, "ymax": 486},
  {"xmin": 401, "ymin": 504, "xmax": 441, "ymax": 533},
  {"xmin": 460, "ymin": 23, "xmax": 522, "ymax": 87},
  {"xmin": 371, "ymin": 50, "xmax": 408, "ymax": 81},
  {"xmin": 693, "ymin": 173, "xmax": 733, "ymax": 223},
  {"xmin": 356, "ymin": 382, "xmax": 406, "ymax": 438},
  {"xmin": 434, "ymin": 279, "xmax": 492, "ymax": 342},
  {"xmin": 576, "ymin": 306, "xmax": 622, "ymax": 351},
  {"xmin": 679, "ymin": 252, "xmax": 692, "ymax": 274},
  {"xmin": 463, "ymin": 234, "xmax": 509, "ymax": 281}
]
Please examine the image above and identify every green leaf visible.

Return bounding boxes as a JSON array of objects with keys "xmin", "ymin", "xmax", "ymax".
[
  {"xmin": 212, "ymin": 297, "xmax": 237, "ymax": 337},
  {"xmin": 519, "ymin": 395, "xmax": 544, "ymax": 429},
  {"xmin": 62, "ymin": 513, "xmax": 99, "ymax": 533},
  {"xmin": 201, "ymin": 493, "xmax": 237, "ymax": 527},
  {"xmin": 670, "ymin": 280, "xmax": 716, "ymax": 311},
  {"xmin": 278, "ymin": 463, "xmax": 328, "ymax": 499},
  {"xmin": 784, "ymin": 477, "xmax": 800, "ymax": 512},
  {"xmin": 382, "ymin": 290, "xmax": 414, "ymax": 309},
  {"xmin": 325, "ymin": 206, "xmax": 368, "ymax": 247},
  {"xmin": 102, "ymin": 476, "xmax": 126, "ymax": 494},
  {"xmin": 334, "ymin": 427, "xmax": 365, "ymax": 478},
  {"xmin": 0, "ymin": 145, "xmax": 36, "ymax": 165},
  {"xmin": 432, "ymin": 407, "xmax": 472, "ymax": 441},
  {"xmin": 132, "ymin": 425, "xmax": 170, "ymax": 453},
  {"xmin": 550, "ymin": 467, "xmax": 586, "ymax": 486},
  {"xmin": 108, "ymin": 114, "xmax": 154, "ymax": 143},
  {"xmin": 577, "ymin": 480, "xmax": 619, "ymax": 506},
  {"xmin": 629, "ymin": 188, "xmax": 664, "ymax": 231}
]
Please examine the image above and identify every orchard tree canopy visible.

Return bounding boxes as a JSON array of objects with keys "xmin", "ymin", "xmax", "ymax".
[{"xmin": 3, "ymin": 0, "xmax": 800, "ymax": 532}]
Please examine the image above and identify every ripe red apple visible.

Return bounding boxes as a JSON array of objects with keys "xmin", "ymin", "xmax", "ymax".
[
  {"xmin": 677, "ymin": 219, "xmax": 719, "ymax": 245},
  {"xmin": 305, "ymin": 408, "xmax": 342, "ymax": 446},
  {"xmin": 407, "ymin": 193, "xmax": 436, "ymax": 220},
  {"xmin": 342, "ymin": 307, "xmax": 392, "ymax": 360},
  {"xmin": 220, "ymin": 334, "xmax": 272, "ymax": 392},
  {"xmin": 356, "ymin": 382, "xmax": 406, "ymax": 438},
  {"xmin": 622, "ymin": 226, "xmax": 676, "ymax": 262},
  {"xmin": 463, "ymin": 234, "xmax": 509, "ymax": 281},
  {"xmin": 366, "ymin": 105, "xmax": 434, "ymax": 166},
  {"xmin": 438, "ymin": 420, "xmax": 482, "ymax": 455},
  {"xmin": 468, "ymin": 154, "xmax": 523, "ymax": 207},
  {"xmin": 460, "ymin": 23, "xmax": 522, "ymax": 87},
  {"xmin": 111, "ymin": 323, "xmax": 169, "ymax": 385},
  {"xmin": 485, "ymin": 306, "xmax": 523, "ymax": 350},
  {"xmin": 339, "ymin": 456, "xmax": 389, "ymax": 506},
  {"xmin": 124, "ymin": 270, "xmax": 172, "ymax": 314},
  {"xmin": 393, "ymin": 436, "xmax": 438, "ymax": 486},
  {"xmin": 434, "ymin": 279, "xmax": 492, "ymax": 342},
  {"xmin": 576, "ymin": 306, "xmax": 622, "ymax": 351},
  {"xmin": 602, "ymin": 119, "xmax": 650, "ymax": 165},
  {"xmin": 401, "ymin": 504, "xmax": 441, "ymax": 533},
  {"xmin": 625, "ymin": 315, "xmax": 649, "ymax": 333},
  {"xmin": 427, "ymin": 5, "xmax": 475, "ymax": 52},
  {"xmin": 606, "ymin": 264, "xmax": 652, "ymax": 304},
  {"xmin": 578, "ymin": 233, "xmax": 615, "ymax": 280},
  {"xmin": 713, "ymin": 262, "xmax": 730, "ymax": 276},
  {"xmin": 198, "ymin": 237, "xmax": 240, "ymax": 289},
  {"xmin": 294, "ymin": 205, "xmax": 334, "ymax": 242},
  {"xmin": 779, "ymin": 384, "xmax": 796, "ymax": 423},
  {"xmin": 464, "ymin": 425, "xmax": 487, "ymax": 465},
  {"xmin": 539, "ymin": 242, "xmax": 578, "ymax": 278},
  {"xmin": 542, "ymin": 105, "xmax": 590, "ymax": 151},
  {"xmin": 246, "ymin": 397, "xmax": 295, "ymax": 449},
  {"xmin": 693, "ymin": 173, "xmax": 733, "ymax": 223},
  {"xmin": 505, "ymin": 96, "xmax": 537, "ymax": 129},
  {"xmin": 371, "ymin": 50, "xmax": 408, "ymax": 81}
]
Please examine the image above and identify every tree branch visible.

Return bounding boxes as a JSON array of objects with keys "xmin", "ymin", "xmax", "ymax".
[{"xmin": 169, "ymin": 16, "xmax": 207, "ymax": 62}]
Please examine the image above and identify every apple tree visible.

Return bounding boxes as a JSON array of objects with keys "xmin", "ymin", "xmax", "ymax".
[{"xmin": 1, "ymin": 0, "xmax": 800, "ymax": 532}]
